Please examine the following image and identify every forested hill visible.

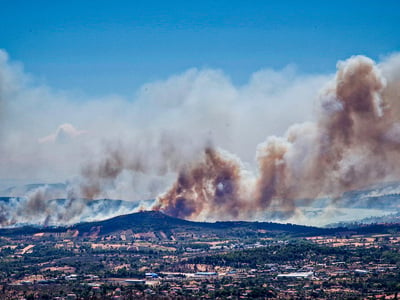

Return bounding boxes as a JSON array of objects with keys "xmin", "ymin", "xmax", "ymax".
[{"xmin": 0, "ymin": 210, "xmax": 399, "ymax": 238}]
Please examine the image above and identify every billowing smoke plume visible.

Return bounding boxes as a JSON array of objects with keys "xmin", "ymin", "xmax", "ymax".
[
  {"xmin": 154, "ymin": 55, "xmax": 400, "ymax": 220},
  {"xmin": 153, "ymin": 147, "xmax": 252, "ymax": 220},
  {"xmin": 0, "ymin": 185, "xmax": 83, "ymax": 226},
  {"xmin": 1, "ymin": 49, "xmax": 400, "ymax": 226},
  {"xmin": 0, "ymin": 184, "xmax": 145, "ymax": 226},
  {"xmin": 77, "ymin": 132, "xmax": 207, "ymax": 201}
]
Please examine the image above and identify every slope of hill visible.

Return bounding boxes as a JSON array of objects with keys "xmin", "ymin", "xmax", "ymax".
[
  {"xmin": 1, "ymin": 210, "xmax": 400, "ymax": 241},
  {"xmin": 0, "ymin": 210, "xmax": 347, "ymax": 237}
]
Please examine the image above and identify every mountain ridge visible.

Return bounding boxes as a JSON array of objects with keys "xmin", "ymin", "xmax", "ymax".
[{"xmin": 1, "ymin": 210, "xmax": 399, "ymax": 238}]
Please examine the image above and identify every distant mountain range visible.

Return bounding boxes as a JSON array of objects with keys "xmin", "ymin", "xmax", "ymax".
[
  {"xmin": 4, "ymin": 181, "xmax": 400, "ymax": 210},
  {"xmin": 1, "ymin": 181, "xmax": 400, "ymax": 227}
]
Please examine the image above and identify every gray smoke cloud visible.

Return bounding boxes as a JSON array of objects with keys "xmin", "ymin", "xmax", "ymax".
[
  {"xmin": 154, "ymin": 55, "xmax": 400, "ymax": 221},
  {"xmin": 1, "ymin": 48, "xmax": 400, "ymax": 226}
]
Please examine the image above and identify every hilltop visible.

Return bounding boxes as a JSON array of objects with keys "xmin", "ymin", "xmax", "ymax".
[
  {"xmin": 1, "ymin": 210, "xmax": 399, "ymax": 239},
  {"xmin": 0, "ymin": 210, "xmax": 333, "ymax": 237}
]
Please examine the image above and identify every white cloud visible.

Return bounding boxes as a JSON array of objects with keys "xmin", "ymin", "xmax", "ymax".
[{"xmin": 38, "ymin": 123, "xmax": 87, "ymax": 144}]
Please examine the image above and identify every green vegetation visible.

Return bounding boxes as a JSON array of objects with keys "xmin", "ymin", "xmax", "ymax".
[{"xmin": 1, "ymin": 211, "xmax": 400, "ymax": 299}]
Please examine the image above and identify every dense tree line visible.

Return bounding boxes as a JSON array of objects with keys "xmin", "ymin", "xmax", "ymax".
[{"xmin": 187, "ymin": 240, "xmax": 400, "ymax": 268}]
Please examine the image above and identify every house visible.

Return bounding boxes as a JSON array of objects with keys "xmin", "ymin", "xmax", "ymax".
[
  {"xmin": 277, "ymin": 271, "xmax": 314, "ymax": 279},
  {"xmin": 194, "ymin": 272, "xmax": 218, "ymax": 278},
  {"xmin": 145, "ymin": 272, "xmax": 159, "ymax": 279}
]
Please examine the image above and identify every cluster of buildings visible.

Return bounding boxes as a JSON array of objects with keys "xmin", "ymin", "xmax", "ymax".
[{"xmin": 0, "ymin": 221, "xmax": 400, "ymax": 299}]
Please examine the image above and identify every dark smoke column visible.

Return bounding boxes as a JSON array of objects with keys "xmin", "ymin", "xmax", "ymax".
[{"xmin": 153, "ymin": 147, "xmax": 249, "ymax": 220}]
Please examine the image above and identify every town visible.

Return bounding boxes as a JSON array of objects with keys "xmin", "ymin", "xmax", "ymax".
[{"xmin": 0, "ymin": 211, "xmax": 399, "ymax": 299}]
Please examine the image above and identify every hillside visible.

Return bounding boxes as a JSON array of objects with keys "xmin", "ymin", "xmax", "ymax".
[
  {"xmin": 0, "ymin": 210, "xmax": 327, "ymax": 236},
  {"xmin": 1, "ymin": 208, "xmax": 400, "ymax": 240}
]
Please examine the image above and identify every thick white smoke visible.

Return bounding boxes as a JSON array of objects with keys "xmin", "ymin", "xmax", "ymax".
[
  {"xmin": 0, "ymin": 49, "xmax": 328, "ymax": 194},
  {"xmin": 155, "ymin": 54, "xmax": 400, "ymax": 223},
  {"xmin": 1, "ymin": 48, "xmax": 400, "ymax": 226}
]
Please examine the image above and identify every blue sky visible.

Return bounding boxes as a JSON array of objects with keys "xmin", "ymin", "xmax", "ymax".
[{"xmin": 1, "ymin": 0, "xmax": 399, "ymax": 96}]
